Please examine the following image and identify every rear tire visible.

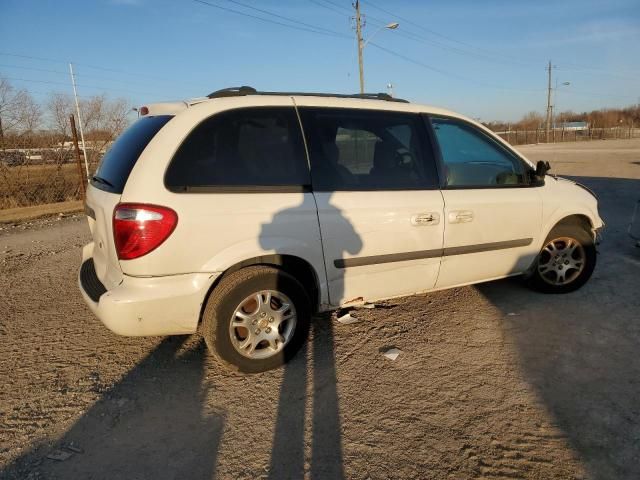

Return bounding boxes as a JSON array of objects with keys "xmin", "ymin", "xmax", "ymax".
[
  {"xmin": 201, "ymin": 266, "xmax": 311, "ymax": 373},
  {"xmin": 527, "ymin": 224, "xmax": 596, "ymax": 294}
]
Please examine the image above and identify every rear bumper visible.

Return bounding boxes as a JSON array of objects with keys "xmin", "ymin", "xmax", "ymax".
[{"xmin": 79, "ymin": 257, "xmax": 221, "ymax": 336}]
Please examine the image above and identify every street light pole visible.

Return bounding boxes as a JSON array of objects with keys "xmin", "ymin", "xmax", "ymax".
[
  {"xmin": 553, "ymin": 80, "xmax": 570, "ymax": 127},
  {"xmin": 551, "ymin": 79, "xmax": 570, "ymax": 141},
  {"xmin": 353, "ymin": 1, "xmax": 398, "ymax": 94},
  {"xmin": 386, "ymin": 82, "xmax": 394, "ymax": 97}
]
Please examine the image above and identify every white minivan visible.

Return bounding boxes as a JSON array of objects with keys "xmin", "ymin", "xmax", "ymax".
[{"xmin": 79, "ymin": 87, "xmax": 603, "ymax": 372}]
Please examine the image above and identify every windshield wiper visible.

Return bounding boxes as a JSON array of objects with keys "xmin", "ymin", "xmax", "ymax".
[{"xmin": 91, "ymin": 175, "xmax": 115, "ymax": 188}]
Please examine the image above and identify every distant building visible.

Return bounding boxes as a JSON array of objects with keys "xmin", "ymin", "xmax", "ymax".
[{"xmin": 553, "ymin": 121, "xmax": 589, "ymax": 131}]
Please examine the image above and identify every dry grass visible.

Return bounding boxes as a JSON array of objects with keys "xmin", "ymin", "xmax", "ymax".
[
  {"xmin": 0, "ymin": 200, "xmax": 83, "ymax": 223},
  {"xmin": 0, "ymin": 163, "xmax": 84, "ymax": 209}
]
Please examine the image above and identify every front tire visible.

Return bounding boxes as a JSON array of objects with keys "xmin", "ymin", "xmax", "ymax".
[
  {"xmin": 527, "ymin": 224, "xmax": 596, "ymax": 293},
  {"xmin": 202, "ymin": 266, "xmax": 311, "ymax": 373}
]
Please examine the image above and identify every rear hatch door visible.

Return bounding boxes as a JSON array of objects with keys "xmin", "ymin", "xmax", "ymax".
[
  {"xmin": 86, "ymin": 115, "xmax": 173, "ymax": 288},
  {"xmin": 85, "ymin": 185, "xmax": 123, "ymax": 289}
]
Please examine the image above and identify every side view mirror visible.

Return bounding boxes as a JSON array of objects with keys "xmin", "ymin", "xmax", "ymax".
[{"xmin": 535, "ymin": 160, "xmax": 551, "ymax": 177}]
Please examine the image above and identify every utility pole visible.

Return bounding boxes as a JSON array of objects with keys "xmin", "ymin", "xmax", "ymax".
[
  {"xmin": 545, "ymin": 60, "xmax": 552, "ymax": 143},
  {"xmin": 69, "ymin": 63, "xmax": 89, "ymax": 178},
  {"xmin": 355, "ymin": 0, "xmax": 365, "ymax": 94}
]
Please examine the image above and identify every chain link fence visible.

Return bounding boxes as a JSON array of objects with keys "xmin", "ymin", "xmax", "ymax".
[
  {"xmin": 495, "ymin": 127, "xmax": 640, "ymax": 146},
  {"xmin": 0, "ymin": 132, "xmax": 107, "ymax": 209},
  {"xmin": 2, "ymin": 126, "xmax": 640, "ymax": 210},
  {"xmin": 0, "ymin": 80, "xmax": 129, "ymax": 214},
  {"xmin": 1, "ymin": 117, "xmax": 639, "ymax": 211}
]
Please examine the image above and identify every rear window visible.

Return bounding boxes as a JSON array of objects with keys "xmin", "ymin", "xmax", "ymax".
[{"xmin": 92, "ymin": 115, "xmax": 173, "ymax": 193}]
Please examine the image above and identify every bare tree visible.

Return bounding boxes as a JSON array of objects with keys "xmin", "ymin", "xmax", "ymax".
[
  {"xmin": 0, "ymin": 78, "xmax": 42, "ymax": 140},
  {"xmin": 45, "ymin": 92, "xmax": 130, "ymax": 170},
  {"xmin": 517, "ymin": 111, "xmax": 545, "ymax": 130},
  {"xmin": 82, "ymin": 94, "xmax": 130, "ymax": 140},
  {"xmin": 47, "ymin": 93, "xmax": 75, "ymax": 138},
  {"xmin": 1, "ymin": 83, "xmax": 131, "ymax": 209}
]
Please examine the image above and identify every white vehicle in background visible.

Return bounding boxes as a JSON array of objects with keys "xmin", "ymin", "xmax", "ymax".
[{"xmin": 79, "ymin": 86, "xmax": 604, "ymax": 373}]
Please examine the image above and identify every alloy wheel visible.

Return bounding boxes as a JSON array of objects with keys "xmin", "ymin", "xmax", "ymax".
[
  {"xmin": 229, "ymin": 290, "xmax": 297, "ymax": 359},
  {"xmin": 537, "ymin": 236, "xmax": 586, "ymax": 286}
]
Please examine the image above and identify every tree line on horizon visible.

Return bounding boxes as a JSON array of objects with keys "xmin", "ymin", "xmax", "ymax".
[
  {"xmin": 484, "ymin": 104, "xmax": 640, "ymax": 132},
  {"xmin": 0, "ymin": 78, "xmax": 130, "ymax": 148},
  {"xmin": 1, "ymin": 77, "xmax": 638, "ymax": 143}
]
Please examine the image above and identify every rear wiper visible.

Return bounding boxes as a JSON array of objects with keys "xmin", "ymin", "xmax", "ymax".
[{"xmin": 91, "ymin": 175, "xmax": 115, "ymax": 188}]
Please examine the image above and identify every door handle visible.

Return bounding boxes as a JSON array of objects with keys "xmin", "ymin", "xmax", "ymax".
[
  {"xmin": 411, "ymin": 212, "xmax": 440, "ymax": 226},
  {"xmin": 449, "ymin": 210, "xmax": 474, "ymax": 223}
]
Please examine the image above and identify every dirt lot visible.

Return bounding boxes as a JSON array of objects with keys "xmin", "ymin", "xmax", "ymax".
[{"xmin": 1, "ymin": 139, "xmax": 639, "ymax": 480}]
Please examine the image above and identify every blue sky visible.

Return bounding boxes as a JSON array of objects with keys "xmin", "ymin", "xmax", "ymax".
[{"xmin": 1, "ymin": 0, "xmax": 638, "ymax": 121}]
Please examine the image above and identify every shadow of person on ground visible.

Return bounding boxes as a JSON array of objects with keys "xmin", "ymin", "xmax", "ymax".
[
  {"xmin": 2, "ymin": 336, "xmax": 224, "ymax": 480},
  {"xmin": 478, "ymin": 175, "xmax": 640, "ymax": 479},
  {"xmin": 260, "ymin": 193, "xmax": 362, "ymax": 480}
]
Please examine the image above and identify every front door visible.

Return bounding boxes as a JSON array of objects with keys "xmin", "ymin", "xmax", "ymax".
[
  {"xmin": 298, "ymin": 106, "xmax": 444, "ymax": 306},
  {"xmin": 428, "ymin": 116, "xmax": 543, "ymax": 289}
]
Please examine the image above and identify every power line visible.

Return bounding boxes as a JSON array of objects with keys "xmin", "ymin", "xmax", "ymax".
[
  {"xmin": 367, "ymin": 42, "xmax": 543, "ymax": 93},
  {"xmin": 386, "ymin": 28, "xmax": 535, "ymax": 68},
  {"xmin": 556, "ymin": 64, "xmax": 639, "ymax": 83},
  {"xmin": 365, "ymin": 1, "xmax": 538, "ymax": 67},
  {"xmin": 313, "ymin": 0, "xmax": 352, "ymax": 14},
  {"xmin": 364, "ymin": 1, "xmax": 640, "ymax": 81},
  {"xmin": 0, "ymin": 76, "xmax": 169, "ymax": 97},
  {"xmin": 0, "ymin": 51, "xmax": 67, "ymax": 65},
  {"xmin": 558, "ymin": 88, "xmax": 638, "ymax": 101},
  {"xmin": 308, "ymin": 0, "xmax": 349, "ymax": 16},
  {"xmin": 308, "ymin": 1, "xmax": 538, "ymax": 69},
  {"xmin": 222, "ymin": 0, "xmax": 349, "ymax": 38},
  {"xmin": 366, "ymin": 41, "xmax": 636, "ymax": 100},
  {"xmin": 7, "ymin": 61, "xmax": 631, "ymax": 104},
  {"xmin": 560, "ymin": 62, "xmax": 637, "ymax": 74},
  {"xmin": 0, "ymin": 64, "xmax": 68, "ymax": 76},
  {"xmin": 362, "ymin": 6, "xmax": 538, "ymax": 69},
  {"xmin": 306, "ymin": 1, "xmax": 536, "ymax": 70},
  {"xmin": 1, "ymin": 77, "xmax": 73, "ymax": 87},
  {"xmin": 0, "ymin": 62, "xmax": 196, "ymax": 90},
  {"xmin": 2, "ymin": 3, "xmax": 635, "ymax": 105},
  {"xmin": 22, "ymin": 89, "xmax": 93, "ymax": 99},
  {"xmin": 192, "ymin": 0, "xmax": 348, "ymax": 38},
  {"xmin": 0, "ymin": 52, "xmax": 202, "ymax": 87}
]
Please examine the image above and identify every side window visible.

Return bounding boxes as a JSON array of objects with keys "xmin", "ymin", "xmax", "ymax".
[
  {"xmin": 300, "ymin": 108, "xmax": 437, "ymax": 191},
  {"xmin": 165, "ymin": 107, "xmax": 309, "ymax": 190},
  {"xmin": 431, "ymin": 118, "xmax": 528, "ymax": 187}
]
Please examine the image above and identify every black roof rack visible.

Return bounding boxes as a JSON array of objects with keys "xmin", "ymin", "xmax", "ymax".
[
  {"xmin": 206, "ymin": 86, "xmax": 409, "ymax": 103},
  {"xmin": 207, "ymin": 86, "xmax": 258, "ymax": 98}
]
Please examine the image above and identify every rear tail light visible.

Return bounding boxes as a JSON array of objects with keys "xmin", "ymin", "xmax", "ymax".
[{"xmin": 113, "ymin": 203, "xmax": 178, "ymax": 260}]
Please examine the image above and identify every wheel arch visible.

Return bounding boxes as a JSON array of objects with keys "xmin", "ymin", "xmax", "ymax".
[
  {"xmin": 198, "ymin": 254, "xmax": 322, "ymax": 326},
  {"xmin": 553, "ymin": 213, "xmax": 594, "ymax": 232},
  {"xmin": 526, "ymin": 213, "xmax": 598, "ymax": 292},
  {"xmin": 527, "ymin": 213, "xmax": 596, "ymax": 275},
  {"xmin": 542, "ymin": 212, "xmax": 597, "ymax": 244}
]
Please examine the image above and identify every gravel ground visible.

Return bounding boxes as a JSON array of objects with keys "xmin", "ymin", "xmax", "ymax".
[{"xmin": 1, "ymin": 139, "xmax": 639, "ymax": 480}]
